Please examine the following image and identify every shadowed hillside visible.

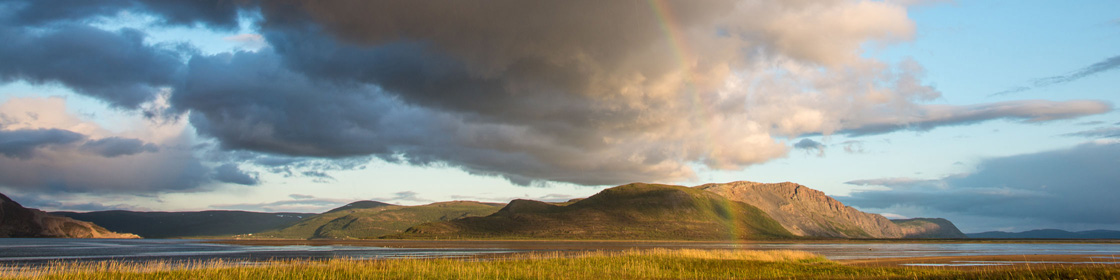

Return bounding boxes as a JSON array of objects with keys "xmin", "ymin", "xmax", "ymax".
[
  {"xmin": 54, "ymin": 210, "xmax": 312, "ymax": 239},
  {"xmin": 397, "ymin": 183, "xmax": 794, "ymax": 240},
  {"xmin": 255, "ymin": 201, "xmax": 503, "ymax": 239},
  {"xmin": 1, "ymin": 193, "xmax": 138, "ymax": 238}
]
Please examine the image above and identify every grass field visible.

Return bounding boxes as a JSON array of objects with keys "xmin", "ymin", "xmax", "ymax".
[{"xmin": 4, "ymin": 249, "xmax": 1119, "ymax": 280}]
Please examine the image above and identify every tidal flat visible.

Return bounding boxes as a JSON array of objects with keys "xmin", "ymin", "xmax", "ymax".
[{"xmin": 3, "ymin": 248, "xmax": 1120, "ymax": 280}]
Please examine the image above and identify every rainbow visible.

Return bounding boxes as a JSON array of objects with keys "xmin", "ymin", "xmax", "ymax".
[
  {"xmin": 648, "ymin": 0, "xmax": 752, "ymax": 244},
  {"xmin": 647, "ymin": 0, "xmax": 721, "ymax": 172}
]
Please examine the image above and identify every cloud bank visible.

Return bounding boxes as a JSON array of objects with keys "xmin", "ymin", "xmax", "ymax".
[
  {"xmin": 842, "ymin": 142, "xmax": 1120, "ymax": 229},
  {"xmin": 0, "ymin": 0, "xmax": 1113, "ymax": 189}
]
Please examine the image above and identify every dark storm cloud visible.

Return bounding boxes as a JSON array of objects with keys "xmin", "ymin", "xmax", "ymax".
[
  {"xmin": 0, "ymin": 128, "xmax": 84, "ymax": 159},
  {"xmin": 212, "ymin": 163, "xmax": 259, "ymax": 186},
  {"xmin": 841, "ymin": 142, "xmax": 1120, "ymax": 225},
  {"xmin": 80, "ymin": 137, "xmax": 159, "ymax": 158},
  {"xmin": 0, "ymin": 25, "xmax": 183, "ymax": 108},
  {"xmin": 993, "ymin": 55, "xmax": 1120, "ymax": 96},
  {"xmin": 0, "ymin": 0, "xmax": 242, "ymax": 29},
  {"xmin": 1, "ymin": 0, "xmax": 1115, "ymax": 188}
]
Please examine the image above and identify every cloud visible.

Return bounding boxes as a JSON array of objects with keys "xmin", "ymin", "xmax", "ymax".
[
  {"xmin": 372, "ymin": 191, "xmax": 431, "ymax": 204},
  {"xmin": 1063, "ymin": 126, "xmax": 1120, "ymax": 139},
  {"xmin": 212, "ymin": 163, "xmax": 259, "ymax": 186},
  {"xmin": 0, "ymin": 128, "xmax": 84, "ymax": 159},
  {"xmin": 223, "ymin": 33, "xmax": 268, "ymax": 50},
  {"xmin": 300, "ymin": 170, "xmax": 334, "ymax": 182},
  {"xmin": 1, "ymin": 0, "xmax": 241, "ymax": 30},
  {"xmin": 840, "ymin": 100, "xmax": 1112, "ymax": 136},
  {"xmin": 0, "ymin": 25, "xmax": 184, "ymax": 108},
  {"xmin": 80, "ymin": 137, "xmax": 159, "ymax": 157},
  {"xmin": 0, "ymin": 0, "xmax": 1112, "ymax": 188},
  {"xmin": 840, "ymin": 140, "xmax": 866, "ymax": 154},
  {"xmin": 793, "ymin": 138, "xmax": 825, "ymax": 156},
  {"xmin": 0, "ymin": 97, "xmax": 211, "ymax": 193},
  {"xmin": 211, "ymin": 194, "xmax": 353, "ymax": 213},
  {"xmin": 841, "ymin": 142, "xmax": 1120, "ymax": 228},
  {"xmin": 2, "ymin": 192, "xmax": 149, "ymax": 212},
  {"xmin": 993, "ymin": 55, "xmax": 1120, "ymax": 96}
]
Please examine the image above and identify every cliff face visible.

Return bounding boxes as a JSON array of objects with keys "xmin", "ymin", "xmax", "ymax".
[
  {"xmin": 892, "ymin": 218, "xmax": 967, "ymax": 238},
  {"xmin": 0, "ymin": 193, "xmax": 139, "ymax": 239},
  {"xmin": 698, "ymin": 181, "xmax": 905, "ymax": 238}
]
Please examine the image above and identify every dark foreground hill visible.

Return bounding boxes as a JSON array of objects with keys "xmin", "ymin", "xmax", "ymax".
[
  {"xmin": 1, "ymin": 193, "xmax": 137, "ymax": 238},
  {"xmin": 254, "ymin": 200, "xmax": 504, "ymax": 239},
  {"xmin": 54, "ymin": 210, "xmax": 312, "ymax": 238},
  {"xmin": 397, "ymin": 183, "xmax": 794, "ymax": 240},
  {"xmin": 968, "ymin": 229, "xmax": 1120, "ymax": 239}
]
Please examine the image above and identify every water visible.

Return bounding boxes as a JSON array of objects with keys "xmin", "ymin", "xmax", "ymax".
[
  {"xmin": 0, "ymin": 239, "xmax": 520, "ymax": 265},
  {"xmin": 2, "ymin": 239, "xmax": 1119, "ymax": 265}
]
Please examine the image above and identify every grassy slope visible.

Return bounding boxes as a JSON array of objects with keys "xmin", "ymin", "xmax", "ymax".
[
  {"xmin": 12, "ymin": 249, "xmax": 1119, "ymax": 280},
  {"xmin": 253, "ymin": 201, "xmax": 503, "ymax": 239},
  {"xmin": 399, "ymin": 183, "xmax": 794, "ymax": 240}
]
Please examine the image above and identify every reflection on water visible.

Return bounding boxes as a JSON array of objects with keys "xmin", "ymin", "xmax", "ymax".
[
  {"xmin": 0, "ymin": 239, "xmax": 519, "ymax": 265},
  {"xmin": 1, "ymin": 239, "xmax": 1119, "ymax": 265},
  {"xmin": 903, "ymin": 260, "xmax": 1120, "ymax": 267}
]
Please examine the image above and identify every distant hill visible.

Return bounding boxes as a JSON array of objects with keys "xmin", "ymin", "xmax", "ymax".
[
  {"xmin": 54, "ymin": 210, "xmax": 311, "ymax": 238},
  {"xmin": 1, "ymin": 193, "xmax": 137, "ymax": 238},
  {"xmin": 891, "ymin": 218, "xmax": 967, "ymax": 238},
  {"xmin": 698, "ymin": 181, "xmax": 966, "ymax": 239},
  {"xmin": 254, "ymin": 200, "xmax": 503, "ymax": 239},
  {"xmin": 968, "ymin": 229, "xmax": 1120, "ymax": 239},
  {"xmin": 397, "ymin": 183, "xmax": 795, "ymax": 240}
]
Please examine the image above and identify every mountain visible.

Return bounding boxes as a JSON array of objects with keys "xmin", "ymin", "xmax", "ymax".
[
  {"xmin": 1, "ymin": 193, "xmax": 138, "ymax": 238},
  {"xmin": 891, "ymin": 218, "xmax": 967, "ymax": 238},
  {"xmin": 254, "ymin": 200, "xmax": 504, "ymax": 239},
  {"xmin": 698, "ymin": 181, "xmax": 903, "ymax": 238},
  {"xmin": 697, "ymin": 181, "xmax": 965, "ymax": 238},
  {"xmin": 398, "ymin": 183, "xmax": 794, "ymax": 240},
  {"xmin": 53, "ymin": 210, "xmax": 312, "ymax": 239},
  {"xmin": 968, "ymin": 229, "xmax": 1120, "ymax": 239}
]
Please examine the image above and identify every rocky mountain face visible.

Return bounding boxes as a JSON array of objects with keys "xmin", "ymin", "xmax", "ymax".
[
  {"xmin": 0, "ymin": 193, "xmax": 138, "ymax": 238},
  {"xmin": 892, "ymin": 218, "xmax": 968, "ymax": 238},
  {"xmin": 697, "ymin": 181, "xmax": 964, "ymax": 239}
]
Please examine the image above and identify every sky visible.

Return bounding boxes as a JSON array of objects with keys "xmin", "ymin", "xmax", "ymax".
[{"xmin": 0, "ymin": 0, "xmax": 1117, "ymax": 233}]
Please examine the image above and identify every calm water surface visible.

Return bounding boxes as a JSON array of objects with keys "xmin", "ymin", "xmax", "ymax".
[{"xmin": 1, "ymin": 239, "xmax": 1118, "ymax": 265}]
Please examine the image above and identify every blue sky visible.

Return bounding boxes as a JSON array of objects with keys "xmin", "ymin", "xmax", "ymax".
[{"xmin": 0, "ymin": 0, "xmax": 1117, "ymax": 233}]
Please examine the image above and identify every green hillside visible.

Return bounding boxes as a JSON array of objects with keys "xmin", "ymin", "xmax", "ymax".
[
  {"xmin": 253, "ymin": 201, "xmax": 503, "ymax": 239},
  {"xmin": 397, "ymin": 183, "xmax": 794, "ymax": 240}
]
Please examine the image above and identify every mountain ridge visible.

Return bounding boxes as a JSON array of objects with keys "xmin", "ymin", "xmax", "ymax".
[
  {"xmin": 397, "ymin": 183, "xmax": 795, "ymax": 240},
  {"xmin": 968, "ymin": 229, "xmax": 1120, "ymax": 239},
  {"xmin": 1, "ymin": 193, "xmax": 138, "ymax": 238}
]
